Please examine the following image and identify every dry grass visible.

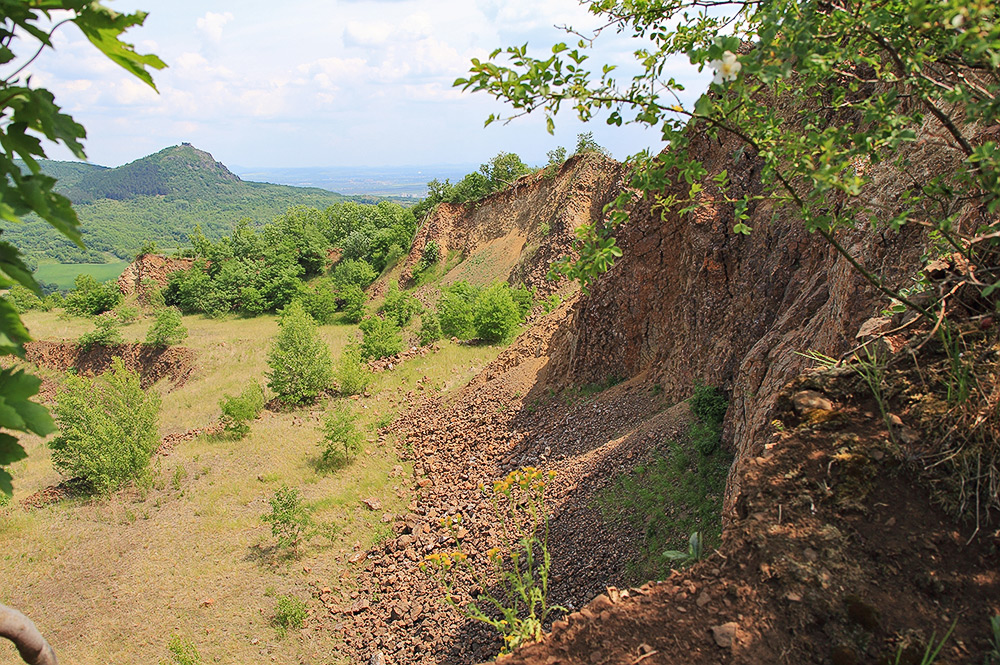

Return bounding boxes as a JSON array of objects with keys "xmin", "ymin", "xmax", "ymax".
[{"xmin": 0, "ymin": 307, "xmax": 500, "ymax": 665}]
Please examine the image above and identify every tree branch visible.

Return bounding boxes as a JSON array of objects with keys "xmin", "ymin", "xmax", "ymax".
[{"xmin": 0, "ymin": 604, "xmax": 58, "ymax": 665}]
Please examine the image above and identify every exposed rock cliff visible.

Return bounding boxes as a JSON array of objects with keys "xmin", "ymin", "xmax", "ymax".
[{"xmin": 117, "ymin": 254, "xmax": 194, "ymax": 298}]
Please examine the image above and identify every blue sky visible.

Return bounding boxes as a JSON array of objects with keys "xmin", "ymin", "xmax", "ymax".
[{"xmin": 24, "ymin": 1, "xmax": 709, "ymax": 169}]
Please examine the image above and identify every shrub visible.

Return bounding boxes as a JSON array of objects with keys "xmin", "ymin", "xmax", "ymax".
[
  {"xmin": 510, "ymin": 284, "xmax": 534, "ymax": 319},
  {"xmin": 79, "ymin": 314, "xmax": 124, "ymax": 350},
  {"xmin": 299, "ymin": 280, "xmax": 339, "ymax": 325},
  {"xmin": 319, "ymin": 406, "xmax": 364, "ymax": 470},
  {"xmin": 6, "ymin": 284, "xmax": 43, "ymax": 313},
  {"xmin": 261, "ymin": 485, "xmax": 314, "ymax": 554},
  {"xmin": 473, "ymin": 282, "xmax": 522, "ymax": 343},
  {"xmin": 416, "ymin": 240, "xmax": 440, "ymax": 274},
  {"xmin": 379, "ymin": 283, "xmax": 421, "ymax": 327},
  {"xmin": 438, "ymin": 287, "xmax": 477, "ymax": 340},
  {"xmin": 219, "ymin": 382, "xmax": 265, "ymax": 439},
  {"xmin": 359, "ymin": 315, "xmax": 403, "ymax": 360},
  {"xmin": 266, "ymin": 301, "xmax": 334, "ymax": 405},
  {"xmin": 49, "ymin": 358, "xmax": 160, "ymax": 494},
  {"xmin": 417, "ymin": 312, "xmax": 442, "ymax": 346},
  {"xmin": 340, "ymin": 230, "xmax": 371, "ymax": 262},
  {"xmin": 340, "ymin": 284, "xmax": 367, "ymax": 324},
  {"xmin": 146, "ymin": 307, "xmax": 188, "ymax": 347},
  {"xmin": 334, "ymin": 343, "xmax": 372, "ymax": 396},
  {"xmin": 114, "ymin": 304, "xmax": 140, "ymax": 325},
  {"xmin": 689, "ymin": 383, "xmax": 727, "ymax": 426},
  {"xmin": 272, "ymin": 595, "xmax": 308, "ymax": 638},
  {"xmin": 689, "ymin": 421, "xmax": 721, "ymax": 457},
  {"xmin": 64, "ymin": 274, "xmax": 122, "ymax": 316},
  {"xmin": 331, "ymin": 259, "xmax": 377, "ymax": 289}
]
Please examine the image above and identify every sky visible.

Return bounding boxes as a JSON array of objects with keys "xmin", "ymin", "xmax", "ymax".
[{"xmin": 18, "ymin": 1, "xmax": 710, "ymax": 169}]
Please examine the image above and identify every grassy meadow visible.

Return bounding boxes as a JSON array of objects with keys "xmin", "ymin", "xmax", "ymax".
[
  {"xmin": 34, "ymin": 261, "xmax": 130, "ymax": 290},
  {"xmin": 0, "ymin": 307, "xmax": 501, "ymax": 665}
]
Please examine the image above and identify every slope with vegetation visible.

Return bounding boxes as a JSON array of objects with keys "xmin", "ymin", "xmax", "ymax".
[{"xmin": 9, "ymin": 145, "xmax": 385, "ymax": 265}]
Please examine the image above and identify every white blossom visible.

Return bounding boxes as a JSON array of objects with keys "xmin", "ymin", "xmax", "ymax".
[{"xmin": 709, "ymin": 51, "xmax": 742, "ymax": 85}]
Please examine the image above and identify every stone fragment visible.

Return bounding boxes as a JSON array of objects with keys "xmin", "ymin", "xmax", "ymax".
[
  {"xmin": 792, "ymin": 390, "xmax": 833, "ymax": 415},
  {"xmin": 711, "ymin": 622, "xmax": 738, "ymax": 648}
]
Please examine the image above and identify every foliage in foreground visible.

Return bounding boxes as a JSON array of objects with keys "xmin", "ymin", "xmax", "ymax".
[
  {"xmin": 49, "ymin": 358, "xmax": 161, "ymax": 494},
  {"xmin": 0, "ymin": 0, "xmax": 163, "ymax": 496},
  {"xmin": 422, "ymin": 467, "xmax": 562, "ymax": 655},
  {"xmin": 266, "ymin": 301, "xmax": 334, "ymax": 405},
  {"xmin": 218, "ymin": 382, "xmax": 266, "ymax": 439}
]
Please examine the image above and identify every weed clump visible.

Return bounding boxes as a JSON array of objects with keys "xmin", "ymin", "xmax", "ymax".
[
  {"xmin": 272, "ymin": 595, "xmax": 308, "ymax": 638},
  {"xmin": 161, "ymin": 636, "xmax": 203, "ymax": 665},
  {"xmin": 49, "ymin": 358, "xmax": 160, "ymax": 494}
]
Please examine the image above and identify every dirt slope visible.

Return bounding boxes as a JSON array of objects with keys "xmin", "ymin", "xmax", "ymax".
[{"xmin": 388, "ymin": 153, "xmax": 624, "ymax": 297}]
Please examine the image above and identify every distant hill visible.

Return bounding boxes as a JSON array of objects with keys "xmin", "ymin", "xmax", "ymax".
[{"xmin": 7, "ymin": 145, "xmax": 386, "ymax": 264}]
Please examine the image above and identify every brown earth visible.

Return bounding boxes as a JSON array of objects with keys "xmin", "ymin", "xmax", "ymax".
[
  {"xmin": 25, "ymin": 340, "xmax": 196, "ymax": 390},
  {"xmin": 117, "ymin": 253, "xmax": 194, "ymax": 299}
]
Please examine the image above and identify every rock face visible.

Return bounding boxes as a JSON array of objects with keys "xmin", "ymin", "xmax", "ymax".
[
  {"xmin": 25, "ymin": 340, "xmax": 195, "ymax": 389},
  {"xmin": 395, "ymin": 153, "xmax": 625, "ymax": 296},
  {"xmin": 545, "ymin": 121, "xmax": 959, "ymax": 509},
  {"xmin": 117, "ymin": 254, "xmax": 194, "ymax": 298}
]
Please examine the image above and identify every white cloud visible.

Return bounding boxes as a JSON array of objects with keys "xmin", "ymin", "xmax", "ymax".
[{"xmin": 196, "ymin": 12, "xmax": 233, "ymax": 43}]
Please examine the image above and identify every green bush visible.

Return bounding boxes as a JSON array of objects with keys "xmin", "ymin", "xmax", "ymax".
[
  {"xmin": 689, "ymin": 383, "xmax": 727, "ymax": 426},
  {"xmin": 689, "ymin": 421, "xmax": 721, "ymax": 457},
  {"xmin": 473, "ymin": 282, "xmax": 522, "ymax": 343},
  {"xmin": 114, "ymin": 304, "xmax": 140, "ymax": 325},
  {"xmin": 334, "ymin": 343, "xmax": 372, "ymax": 396},
  {"xmin": 219, "ymin": 382, "xmax": 266, "ymax": 439},
  {"xmin": 339, "ymin": 284, "xmax": 367, "ymax": 324},
  {"xmin": 266, "ymin": 301, "xmax": 334, "ymax": 405},
  {"xmin": 64, "ymin": 274, "xmax": 122, "ymax": 316},
  {"xmin": 48, "ymin": 358, "xmax": 161, "ymax": 494},
  {"xmin": 5, "ymin": 284, "xmax": 43, "ymax": 313},
  {"xmin": 438, "ymin": 284, "xmax": 478, "ymax": 339},
  {"xmin": 509, "ymin": 284, "xmax": 534, "ymax": 320},
  {"xmin": 417, "ymin": 312, "xmax": 442, "ymax": 346},
  {"xmin": 272, "ymin": 595, "xmax": 308, "ymax": 638},
  {"xmin": 331, "ymin": 259, "xmax": 377, "ymax": 289},
  {"xmin": 359, "ymin": 315, "xmax": 403, "ymax": 360},
  {"xmin": 379, "ymin": 283, "xmax": 421, "ymax": 327},
  {"xmin": 319, "ymin": 406, "xmax": 364, "ymax": 470},
  {"xmin": 299, "ymin": 280, "xmax": 339, "ymax": 325},
  {"xmin": 79, "ymin": 314, "xmax": 124, "ymax": 350},
  {"xmin": 261, "ymin": 485, "xmax": 314, "ymax": 554},
  {"xmin": 145, "ymin": 307, "xmax": 188, "ymax": 347}
]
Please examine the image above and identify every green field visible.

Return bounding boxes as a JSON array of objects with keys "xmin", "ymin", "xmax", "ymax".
[{"xmin": 34, "ymin": 261, "xmax": 129, "ymax": 290}]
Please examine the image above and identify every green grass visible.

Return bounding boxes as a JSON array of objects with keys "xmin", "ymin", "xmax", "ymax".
[
  {"xmin": 596, "ymin": 424, "xmax": 732, "ymax": 581},
  {"xmin": 35, "ymin": 261, "xmax": 129, "ymax": 290}
]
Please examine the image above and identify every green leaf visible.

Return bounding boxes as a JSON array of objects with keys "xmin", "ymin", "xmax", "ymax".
[
  {"xmin": 0, "ymin": 433, "xmax": 27, "ymax": 466},
  {"xmin": 74, "ymin": 7, "xmax": 167, "ymax": 90}
]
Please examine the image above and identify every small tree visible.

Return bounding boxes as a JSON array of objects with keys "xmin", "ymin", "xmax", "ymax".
[
  {"xmin": 418, "ymin": 312, "xmax": 443, "ymax": 346},
  {"xmin": 266, "ymin": 301, "xmax": 334, "ymax": 405},
  {"xmin": 379, "ymin": 283, "xmax": 421, "ymax": 327},
  {"xmin": 334, "ymin": 343, "xmax": 372, "ymax": 396},
  {"xmin": 473, "ymin": 282, "xmax": 522, "ymax": 343},
  {"xmin": 145, "ymin": 307, "xmax": 188, "ymax": 347},
  {"xmin": 79, "ymin": 314, "xmax": 124, "ymax": 350},
  {"xmin": 261, "ymin": 485, "xmax": 314, "ymax": 554},
  {"xmin": 318, "ymin": 406, "xmax": 364, "ymax": 470},
  {"xmin": 49, "ymin": 358, "xmax": 161, "ymax": 494},
  {"xmin": 219, "ymin": 382, "xmax": 266, "ymax": 439},
  {"xmin": 340, "ymin": 284, "xmax": 367, "ymax": 324},
  {"xmin": 438, "ymin": 283, "xmax": 479, "ymax": 340},
  {"xmin": 359, "ymin": 316, "xmax": 403, "ymax": 360}
]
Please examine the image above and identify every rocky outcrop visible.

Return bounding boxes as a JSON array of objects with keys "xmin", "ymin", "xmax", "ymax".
[
  {"xmin": 396, "ymin": 153, "xmax": 625, "ymax": 296},
  {"xmin": 25, "ymin": 340, "xmax": 195, "ymax": 389},
  {"xmin": 117, "ymin": 254, "xmax": 194, "ymax": 298},
  {"xmin": 545, "ymin": 117, "xmax": 968, "ymax": 509}
]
